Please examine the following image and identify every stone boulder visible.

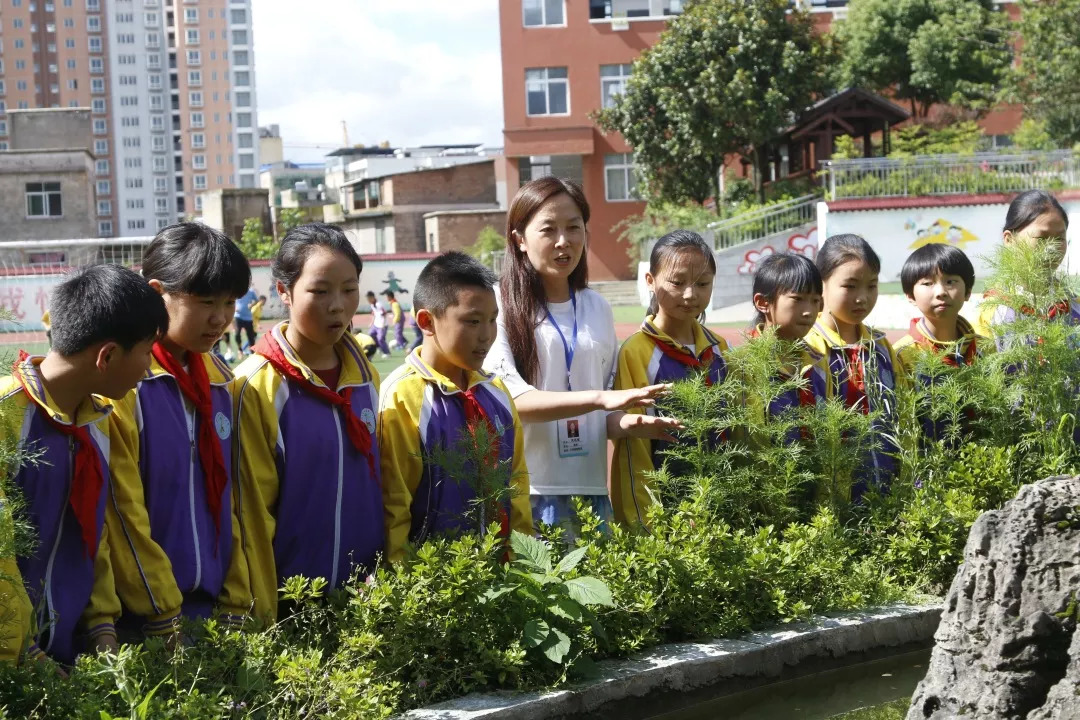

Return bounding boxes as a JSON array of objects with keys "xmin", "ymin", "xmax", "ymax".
[{"xmin": 908, "ymin": 476, "xmax": 1080, "ymax": 720}]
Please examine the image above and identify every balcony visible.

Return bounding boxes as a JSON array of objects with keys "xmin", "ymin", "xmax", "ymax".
[{"xmin": 589, "ymin": 0, "xmax": 684, "ymax": 22}]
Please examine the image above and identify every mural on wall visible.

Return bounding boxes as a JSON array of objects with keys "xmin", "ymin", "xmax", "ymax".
[
  {"xmin": 381, "ymin": 271, "xmax": 410, "ymax": 295},
  {"xmin": 907, "ymin": 218, "xmax": 979, "ymax": 250},
  {"xmin": 736, "ymin": 227, "xmax": 819, "ymax": 275}
]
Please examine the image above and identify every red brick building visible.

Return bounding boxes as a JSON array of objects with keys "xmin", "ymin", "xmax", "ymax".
[{"xmin": 499, "ymin": 0, "xmax": 1023, "ymax": 281}]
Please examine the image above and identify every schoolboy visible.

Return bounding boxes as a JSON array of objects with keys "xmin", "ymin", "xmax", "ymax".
[
  {"xmin": 894, "ymin": 243, "xmax": 982, "ymax": 376},
  {"xmin": 0, "ymin": 265, "xmax": 168, "ymax": 665},
  {"xmin": 378, "ymin": 251, "xmax": 532, "ymax": 562}
]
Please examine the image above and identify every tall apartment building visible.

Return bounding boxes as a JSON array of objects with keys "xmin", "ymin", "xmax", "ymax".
[
  {"xmin": 500, "ymin": 0, "xmax": 1021, "ymax": 281},
  {"xmin": 0, "ymin": 0, "xmax": 257, "ymax": 238}
]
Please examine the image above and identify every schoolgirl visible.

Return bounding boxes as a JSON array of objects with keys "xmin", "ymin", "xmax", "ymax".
[
  {"xmin": 233, "ymin": 222, "xmax": 383, "ymax": 621},
  {"xmin": 107, "ymin": 222, "xmax": 252, "ymax": 637},
  {"xmin": 609, "ymin": 230, "xmax": 725, "ymax": 528},
  {"xmin": 804, "ymin": 235, "xmax": 899, "ymax": 499}
]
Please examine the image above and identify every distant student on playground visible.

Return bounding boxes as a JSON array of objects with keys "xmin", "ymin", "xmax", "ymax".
[
  {"xmin": 106, "ymin": 223, "xmax": 253, "ymax": 643},
  {"xmin": 366, "ymin": 290, "xmax": 391, "ymax": 359},
  {"xmin": 804, "ymin": 234, "xmax": 900, "ymax": 500},
  {"xmin": 610, "ymin": 230, "xmax": 724, "ymax": 528},
  {"xmin": 379, "ymin": 251, "xmax": 532, "ymax": 562},
  {"xmin": 233, "ymin": 223, "xmax": 383, "ymax": 622},
  {"xmin": 386, "ymin": 291, "xmax": 407, "ymax": 351},
  {"xmin": 0, "ymin": 265, "xmax": 168, "ymax": 666}
]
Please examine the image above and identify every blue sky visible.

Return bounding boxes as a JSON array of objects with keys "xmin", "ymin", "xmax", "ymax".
[{"xmin": 252, "ymin": 1, "xmax": 504, "ymax": 164}]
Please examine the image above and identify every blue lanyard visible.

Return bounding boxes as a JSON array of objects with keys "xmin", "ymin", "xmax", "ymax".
[{"xmin": 544, "ymin": 289, "xmax": 577, "ymax": 391}]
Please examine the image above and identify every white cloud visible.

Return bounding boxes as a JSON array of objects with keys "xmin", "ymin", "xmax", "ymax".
[{"xmin": 252, "ymin": 0, "xmax": 503, "ymax": 163}]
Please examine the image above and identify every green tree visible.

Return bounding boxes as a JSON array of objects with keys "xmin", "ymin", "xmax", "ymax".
[
  {"xmin": 1011, "ymin": 0, "xmax": 1080, "ymax": 146},
  {"xmin": 237, "ymin": 217, "xmax": 276, "ymax": 260},
  {"xmin": 464, "ymin": 225, "xmax": 506, "ymax": 265},
  {"xmin": 1012, "ymin": 118, "xmax": 1056, "ymax": 151},
  {"xmin": 276, "ymin": 208, "xmax": 306, "ymax": 239},
  {"xmin": 835, "ymin": 0, "xmax": 1011, "ymax": 118},
  {"xmin": 595, "ymin": 0, "xmax": 830, "ymax": 207}
]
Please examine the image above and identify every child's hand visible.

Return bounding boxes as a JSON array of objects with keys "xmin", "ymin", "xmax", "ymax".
[
  {"xmin": 33, "ymin": 652, "xmax": 68, "ymax": 679},
  {"xmin": 618, "ymin": 412, "xmax": 683, "ymax": 442},
  {"xmin": 92, "ymin": 632, "xmax": 119, "ymax": 656},
  {"xmin": 601, "ymin": 384, "xmax": 672, "ymax": 412}
]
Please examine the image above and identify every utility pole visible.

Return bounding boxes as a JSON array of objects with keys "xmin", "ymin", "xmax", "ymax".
[{"xmin": 342, "ymin": 120, "xmax": 350, "ymax": 148}]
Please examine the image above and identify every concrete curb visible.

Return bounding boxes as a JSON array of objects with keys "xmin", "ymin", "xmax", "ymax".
[{"xmin": 402, "ymin": 603, "xmax": 941, "ymax": 720}]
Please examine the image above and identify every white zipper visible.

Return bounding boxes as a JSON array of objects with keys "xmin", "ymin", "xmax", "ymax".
[
  {"xmin": 330, "ymin": 406, "xmax": 344, "ymax": 588},
  {"xmin": 40, "ymin": 437, "xmax": 72, "ymax": 653},
  {"xmin": 183, "ymin": 399, "xmax": 202, "ymax": 590}
]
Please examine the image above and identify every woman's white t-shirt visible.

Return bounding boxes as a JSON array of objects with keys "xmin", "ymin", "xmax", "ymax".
[
  {"xmin": 371, "ymin": 301, "xmax": 387, "ymax": 329},
  {"xmin": 484, "ymin": 286, "xmax": 618, "ymax": 496}
]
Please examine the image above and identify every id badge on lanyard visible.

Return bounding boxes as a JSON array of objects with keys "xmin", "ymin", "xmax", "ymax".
[{"xmin": 546, "ymin": 290, "xmax": 589, "ymax": 458}]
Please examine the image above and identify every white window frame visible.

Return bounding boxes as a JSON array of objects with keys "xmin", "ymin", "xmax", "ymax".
[
  {"xmin": 600, "ymin": 63, "xmax": 633, "ymax": 110},
  {"xmin": 604, "ymin": 153, "xmax": 640, "ymax": 202},
  {"xmin": 523, "ymin": 0, "xmax": 565, "ymax": 27},
  {"xmin": 26, "ymin": 182, "xmax": 63, "ymax": 218},
  {"xmin": 525, "ymin": 67, "xmax": 569, "ymax": 117}
]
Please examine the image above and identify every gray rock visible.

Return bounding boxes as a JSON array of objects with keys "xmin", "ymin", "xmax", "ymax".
[{"xmin": 907, "ymin": 476, "xmax": 1080, "ymax": 720}]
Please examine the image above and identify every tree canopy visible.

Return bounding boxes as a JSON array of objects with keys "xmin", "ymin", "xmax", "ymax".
[
  {"xmin": 835, "ymin": 0, "xmax": 1011, "ymax": 118},
  {"xmin": 1011, "ymin": 0, "xmax": 1080, "ymax": 147},
  {"xmin": 595, "ymin": 0, "xmax": 830, "ymax": 207}
]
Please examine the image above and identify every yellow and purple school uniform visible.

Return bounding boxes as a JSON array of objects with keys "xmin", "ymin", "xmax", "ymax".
[
  {"xmin": 805, "ymin": 318, "xmax": 900, "ymax": 499},
  {"xmin": 894, "ymin": 316, "xmax": 983, "ymax": 377},
  {"xmin": 974, "ymin": 294, "xmax": 1080, "ymax": 340},
  {"xmin": 106, "ymin": 353, "xmax": 249, "ymax": 634},
  {"xmin": 610, "ymin": 317, "xmax": 728, "ymax": 528},
  {"xmin": 231, "ymin": 323, "xmax": 382, "ymax": 622},
  {"xmin": 745, "ymin": 328, "xmax": 831, "ymax": 439},
  {"xmin": 0, "ymin": 356, "xmax": 122, "ymax": 664},
  {"xmin": 378, "ymin": 351, "xmax": 532, "ymax": 563}
]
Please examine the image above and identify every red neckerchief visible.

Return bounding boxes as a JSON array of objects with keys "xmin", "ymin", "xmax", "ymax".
[
  {"xmin": 984, "ymin": 289, "xmax": 1070, "ymax": 320},
  {"xmin": 152, "ymin": 344, "xmax": 227, "ymax": 540},
  {"xmin": 252, "ymin": 333, "xmax": 377, "ymax": 479},
  {"xmin": 14, "ymin": 351, "xmax": 103, "ymax": 557},
  {"xmin": 908, "ymin": 318, "xmax": 978, "ymax": 367},
  {"xmin": 461, "ymin": 387, "xmax": 509, "ymax": 539},
  {"xmin": 648, "ymin": 335, "xmax": 715, "ymax": 386},
  {"xmin": 843, "ymin": 346, "xmax": 869, "ymax": 415}
]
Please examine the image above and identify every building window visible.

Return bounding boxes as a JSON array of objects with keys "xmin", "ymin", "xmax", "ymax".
[
  {"xmin": 153, "ymin": 156, "xmax": 167, "ymax": 172},
  {"xmin": 0, "ymin": 121, "xmax": 7, "ymax": 136},
  {"xmin": 236, "ymin": 112, "xmax": 252, "ymax": 127},
  {"xmin": 193, "ymin": 195, "xmax": 203, "ymax": 212},
  {"xmin": 184, "ymin": 7, "xmax": 197, "ymax": 23},
  {"xmin": 148, "ymin": 73, "xmax": 162, "ymax": 89},
  {"xmin": 518, "ymin": 154, "xmax": 583, "ymax": 185},
  {"xmin": 235, "ymin": 91, "xmax": 251, "ymax": 107},
  {"xmin": 157, "ymin": 217, "xmax": 169, "ymax": 229},
  {"xmin": 605, "ymin": 153, "xmax": 640, "ymax": 201},
  {"xmin": 230, "ymin": 7, "xmax": 247, "ymax": 23},
  {"xmin": 97, "ymin": 199, "xmax": 112, "ymax": 216},
  {"xmin": 192, "ymin": 154, "xmax": 206, "ymax": 169},
  {"xmin": 233, "ymin": 50, "xmax": 249, "ymax": 66},
  {"xmin": 99, "ymin": 221, "xmax": 113, "ymax": 236},
  {"xmin": 190, "ymin": 112, "xmax": 204, "ymax": 128},
  {"xmin": 155, "ymin": 197, "xmax": 168, "ymax": 212},
  {"xmin": 127, "ymin": 219, "xmax": 146, "ymax": 230},
  {"xmin": 150, "ymin": 115, "xmax": 165, "ymax": 131},
  {"xmin": 146, "ymin": 32, "xmax": 160, "ymax": 47},
  {"xmin": 238, "ymin": 133, "xmax": 253, "ymax": 148},
  {"xmin": 26, "ymin": 183, "xmax": 62, "ymax": 218},
  {"xmin": 185, "ymin": 28, "xmax": 199, "ymax": 45},
  {"xmin": 191, "ymin": 132, "xmax": 205, "ymax": 148},
  {"xmin": 188, "ymin": 70, "xmax": 202, "ymax": 86},
  {"xmin": 91, "ymin": 78, "xmax": 106, "ymax": 93},
  {"xmin": 94, "ymin": 139, "xmax": 108, "ymax": 154},
  {"xmin": 232, "ymin": 29, "xmax": 248, "ymax": 45},
  {"xmin": 600, "ymin": 63, "xmax": 633, "ymax": 109},
  {"xmin": 95, "ymin": 159, "xmax": 109, "ymax": 175},
  {"xmin": 96, "ymin": 180, "xmax": 110, "ymax": 194},
  {"xmin": 90, "ymin": 57, "xmax": 104, "ymax": 73},
  {"xmin": 187, "ymin": 49, "xmax": 201, "ymax": 65},
  {"xmin": 189, "ymin": 90, "xmax": 203, "ymax": 107},
  {"xmin": 93, "ymin": 119, "xmax": 107, "ymax": 134},
  {"xmin": 234, "ymin": 71, "xmax": 250, "ymax": 86},
  {"xmin": 87, "ymin": 15, "xmax": 101, "ymax": 32},
  {"xmin": 92, "ymin": 98, "xmax": 107, "ymax": 113},
  {"xmin": 151, "ymin": 135, "xmax": 165, "ymax": 151},
  {"xmin": 525, "ymin": 67, "xmax": 569, "ymax": 116},
  {"xmin": 523, "ymin": 0, "xmax": 564, "ymax": 26},
  {"xmin": 88, "ymin": 36, "xmax": 103, "ymax": 52},
  {"xmin": 193, "ymin": 174, "xmax": 207, "ymax": 190},
  {"xmin": 238, "ymin": 154, "xmax": 254, "ymax": 169},
  {"xmin": 154, "ymin": 177, "xmax": 168, "ymax": 192}
]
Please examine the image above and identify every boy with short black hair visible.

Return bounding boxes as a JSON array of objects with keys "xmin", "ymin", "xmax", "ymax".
[
  {"xmin": 895, "ymin": 243, "xmax": 982, "ymax": 375},
  {"xmin": 0, "ymin": 264, "xmax": 169, "ymax": 666},
  {"xmin": 378, "ymin": 251, "xmax": 532, "ymax": 562}
]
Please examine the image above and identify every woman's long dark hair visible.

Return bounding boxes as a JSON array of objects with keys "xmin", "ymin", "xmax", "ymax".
[{"xmin": 500, "ymin": 177, "xmax": 590, "ymax": 386}]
